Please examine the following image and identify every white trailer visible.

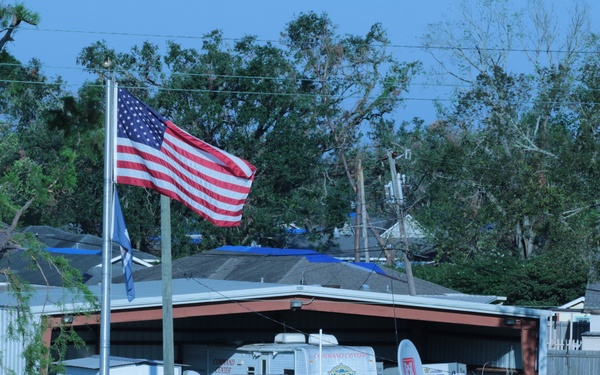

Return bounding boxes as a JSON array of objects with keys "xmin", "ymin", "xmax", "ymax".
[{"xmin": 189, "ymin": 333, "xmax": 378, "ymax": 375}]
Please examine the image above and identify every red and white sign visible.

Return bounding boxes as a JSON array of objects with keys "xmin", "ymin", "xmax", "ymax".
[{"xmin": 398, "ymin": 340, "xmax": 424, "ymax": 375}]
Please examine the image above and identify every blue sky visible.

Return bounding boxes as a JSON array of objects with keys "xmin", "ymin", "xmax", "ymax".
[
  {"xmin": 8, "ymin": 1, "xmax": 599, "ymax": 124},
  {"xmin": 12, "ymin": 1, "xmax": 447, "ymax": 81}
]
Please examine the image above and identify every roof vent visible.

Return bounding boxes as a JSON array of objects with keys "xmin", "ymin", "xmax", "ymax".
[
  {"xmin": 308, "ymin": 333, "xmax": 338, "ymax": 346},
  {"xmin": 274, "ymin": 333, "xmax": 306, "ymax": 344}
]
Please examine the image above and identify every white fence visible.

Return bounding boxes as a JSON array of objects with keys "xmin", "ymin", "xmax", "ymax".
[{"xmin": 547, "ymin": 319, "xmax": 588, "ymax": 350}]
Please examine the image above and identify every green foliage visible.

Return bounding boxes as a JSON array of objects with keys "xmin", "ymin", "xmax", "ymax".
[
  {"xmin": 2, "ymin": 234, "xmax": 98, "ymax": 374},
  {"xmin": 413, "ymin": 246, "xmax": 588, "ymax": 307},
  {"xmin": 0, "ymin": 2, "xmax": 40, "ymax": 53},
  {"xmin": 0, "ymin": 2, "xmax": 40, "ymax": 27},
  {"xmin": 69, "ymin": 12, "xmax": 416, "ymax": 252},
  {"xmin": 404, "ymin": 1, "xmax": 600, "ymax": 306}
]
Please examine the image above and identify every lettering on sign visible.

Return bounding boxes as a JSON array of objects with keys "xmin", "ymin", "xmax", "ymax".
[
  {"xmin": 402, "ymin": 358, "xmax": 417, "ymax": 375},
  {"xmin": 313, "ymin": 353, "xmax": 368, "ymax": 359},
  {"xmin": 213, "ymin": 358, "xmax": 235, "ymax": 373}
]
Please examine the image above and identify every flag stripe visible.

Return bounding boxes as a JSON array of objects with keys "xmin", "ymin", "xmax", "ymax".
[
  {"xmin": 117, "ymin": 143, "xmax": 252, "ymax": 200},
  {"xmin": 116, "ymin": 167, "xmax": 247, "ymax": 218},
  {"xmin": 115, "ymin": 88, "xmax": 256, "ymax": 227},
  {"xmin": 117, "ymin": 175, "xmax": 244, "ymax": 224},
  {"xmin": 166, "ymin": 121, "xmax": 255, "ymax": 179}
]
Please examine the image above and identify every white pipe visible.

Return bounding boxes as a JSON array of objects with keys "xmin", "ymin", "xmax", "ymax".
[{"xmin": 319, "ymin": 329, "xmax": 323, "ymax": 375}]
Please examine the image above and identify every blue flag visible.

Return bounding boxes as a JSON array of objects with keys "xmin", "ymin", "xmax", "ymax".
[{"xmin": 113, "ymin": 188, "xmax": 135, "ymax": 302}]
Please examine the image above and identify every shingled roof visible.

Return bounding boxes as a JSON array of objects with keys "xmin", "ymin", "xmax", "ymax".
[
  {"xmin": 0, "ymin": 226, "xmax": 157, "ymax": 287},
  {"xmin": 584, "ymin": 280, "xmax": 600, "ymax": 313},
  {"xmin": 131, "ymin": 246, "xmax": 499, "ymax": 302}
]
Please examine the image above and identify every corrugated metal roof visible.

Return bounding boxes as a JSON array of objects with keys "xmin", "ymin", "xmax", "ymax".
[
  {"xmin": 0, "ymin": 277, "xmax": 554, "ymax": 375},
  {"xmin": 6, "ymin": 276, "xmax": 551, "ymax": 322},
  {"xmin": 111, "ymin": 278, "xmax": 552, "ymax": 318}
]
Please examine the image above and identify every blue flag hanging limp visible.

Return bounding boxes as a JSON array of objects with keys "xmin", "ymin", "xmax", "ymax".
[{"xmin": 112, "ymin": 188, "xmax": 135, "ymax": 302}]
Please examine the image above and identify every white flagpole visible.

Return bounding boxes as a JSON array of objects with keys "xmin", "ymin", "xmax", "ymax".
[{"xmin": 99, "ymin": 76, "xmax": 116, "ymax": 375}]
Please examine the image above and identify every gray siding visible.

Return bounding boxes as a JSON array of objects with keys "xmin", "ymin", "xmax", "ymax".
[
  {"xmin": 547, "ymin": 350, "xmax": 600, "ymax": 375},
  {"xmin": 0, "ymin": 309, "xmax": 33, "ymax": 374}
]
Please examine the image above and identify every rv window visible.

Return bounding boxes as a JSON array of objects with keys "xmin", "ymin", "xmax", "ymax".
[
  {"xmin": 261, "ymin": 359, "xmax": 267, "ymax": 375},
  {"xmin": 283, "ymin": 369, "xmax": 294, "ymax": 375},
  {"xmin": 248, "ymin": 367, "xmax": 255, "ymax": 375}
]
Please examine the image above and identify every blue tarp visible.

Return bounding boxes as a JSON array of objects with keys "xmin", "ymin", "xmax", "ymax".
[
  {"xmin": 217, "ymin": 245, "xmax": 319, "ymax": 256},
  {"xmin": 216, "ymin": 245, "xmax": 386, "ymax": 275},
  {"xmin": 45, "ymin": 248, "xmax": 102, "ymax": 255}
]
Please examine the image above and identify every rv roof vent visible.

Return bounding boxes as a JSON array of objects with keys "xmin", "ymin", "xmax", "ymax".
[
  {"xmin": 308, "ymin": 334, "xmax": 338, "ymax": 346},
  {"xmin": 274, "ymin": 333, "xmax": 306, "ymax": 344}
]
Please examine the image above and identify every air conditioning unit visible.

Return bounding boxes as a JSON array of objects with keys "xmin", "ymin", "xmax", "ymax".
[{"xmin": 423, "ymin": 362, "xmax": 467, "ymax": 375}]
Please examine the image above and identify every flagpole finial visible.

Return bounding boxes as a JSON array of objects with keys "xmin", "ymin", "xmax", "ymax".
[{"xmin": 102, "ymin": 58, "xmax": 112, "ymax": 69}]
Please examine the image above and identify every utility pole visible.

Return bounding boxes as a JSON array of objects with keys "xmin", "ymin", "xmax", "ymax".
[
  {"xmin": 387, "ymin": 150, "xmax": 416, "ymax": 296},
  {"xmin": 354, "ymin": 160, "xmax": 362, "ymax": 262},
  {"xmin": 359, "ymin": 160, "xmax": 369, "ymax": 262}
]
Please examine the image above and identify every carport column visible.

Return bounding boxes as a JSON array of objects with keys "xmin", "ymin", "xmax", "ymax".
[
  {"xmin": 520, "ymin": 319, "xmax": 539, "ymax": 375},
  {"xmin": 41, "ymin": 318, "xmax": 55, "ymax": 375},
  {"xmin": 537, "ymin": 317, "xmax": 548, "ymax": 375}
]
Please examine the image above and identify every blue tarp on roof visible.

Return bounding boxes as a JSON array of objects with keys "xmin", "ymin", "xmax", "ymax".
[
  {"xmin": 216, "ymin": 245, "xmax": 386, "ymax": 275},
  {"xmin": 217, "ymin": 245, "xmax": 319, "ymax": 256},
  {"xmin": 45, "ymin": 248, "xmax": 102, "ymax": 255}
]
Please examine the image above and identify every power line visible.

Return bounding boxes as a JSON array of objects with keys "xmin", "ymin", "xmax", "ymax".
[
  {"xmin": 0, "ymin": 61, "xmax": 475, "ymax": 90},
  {"xmin": 17, "ymin": 26, "xmax": 600, "ymax": 55},
  {"xmin": 1, "ymin": 78, "xmax": 599, "ymax": 106}
]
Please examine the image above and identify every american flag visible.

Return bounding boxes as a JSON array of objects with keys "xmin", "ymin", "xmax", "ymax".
[{"xmin": 115, "ymin": 88, "xmax": 256, "ymax": 227}]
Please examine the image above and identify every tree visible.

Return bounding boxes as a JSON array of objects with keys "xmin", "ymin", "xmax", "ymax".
[
  {"xmin": 70, "ymin": 13, "xmax": 419, "ymax": 260},
  {"xmin": 282, "ymin": 12, "xmax": 420, "ymax": 264},
  {"xmin": 407, "ymin": 0, "xmax": 600, "ymax": 305},
  {"xmin": 0, "ymin": 1, "xmax": 39, "ymax": 52},
  {"xmin": 0, "ymin": 69, "xmax": 98, "ymax": 374},
  {"xmin": 1, "ymin": 4, "xmax": 99, "ymax": 371}
]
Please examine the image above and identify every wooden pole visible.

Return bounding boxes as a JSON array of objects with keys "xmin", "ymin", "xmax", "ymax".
[
  {"xmin": 359, "ymin": 161, "xmax": 369, "ymax": 262},
  {"xmin": 387, "ymin": 151, "xmax": 416, "ymax": 295},
  {"xmin": 354, "ymin": 159, "xmax": 362, "ymax": 262},
  {"xmin": 161, "ymin": 195, "xmax": 174, "ymax": 374}
]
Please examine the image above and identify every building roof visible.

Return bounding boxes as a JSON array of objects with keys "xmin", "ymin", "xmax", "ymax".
[
  {"xmin": 1, "ymin": 226, "xmax": 502, "ymax": 304},
  {"xmin": 584, "ymin": 281, "xmax": 600, "ymax": 312},
  {"xmin": 0, "ymin": 226, "xmax": 157, "ymax": 287},
  {"xmin": 0, "ymin": 275, "xmax": 551, "ymax": 375},
  {"xmin": 285, "ymin": 214, "xmax": 432, "ymax": 260},
  {"xmin": 130, "ymin": 245, "xmax": 498, "ymax": 302},
  {"xmin": 556, "ymin": 296, "xmax": 585, "ymax": 310},
  {"xmin": 4, "ymin": 277, "xmax": 549, "ymax": 323}
]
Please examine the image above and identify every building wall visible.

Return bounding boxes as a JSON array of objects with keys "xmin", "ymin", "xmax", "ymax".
[
  {"xmin": 590, "ymin": 315, "xmax": 600, "ymax": 332},
  {"xmin": 582, "ymin": 336, "xmax": 600, "ymax": 351},
  {"xmin": 0, "ymin": 308, "xmax": 34, "ymax": 374},
  {"xmin": 424, "ymin": 334, "xmax": 522, "ymax": 370},
  {"xmin": 580, "ymin": 311, "xmax": 600, "ymax": 350}
]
